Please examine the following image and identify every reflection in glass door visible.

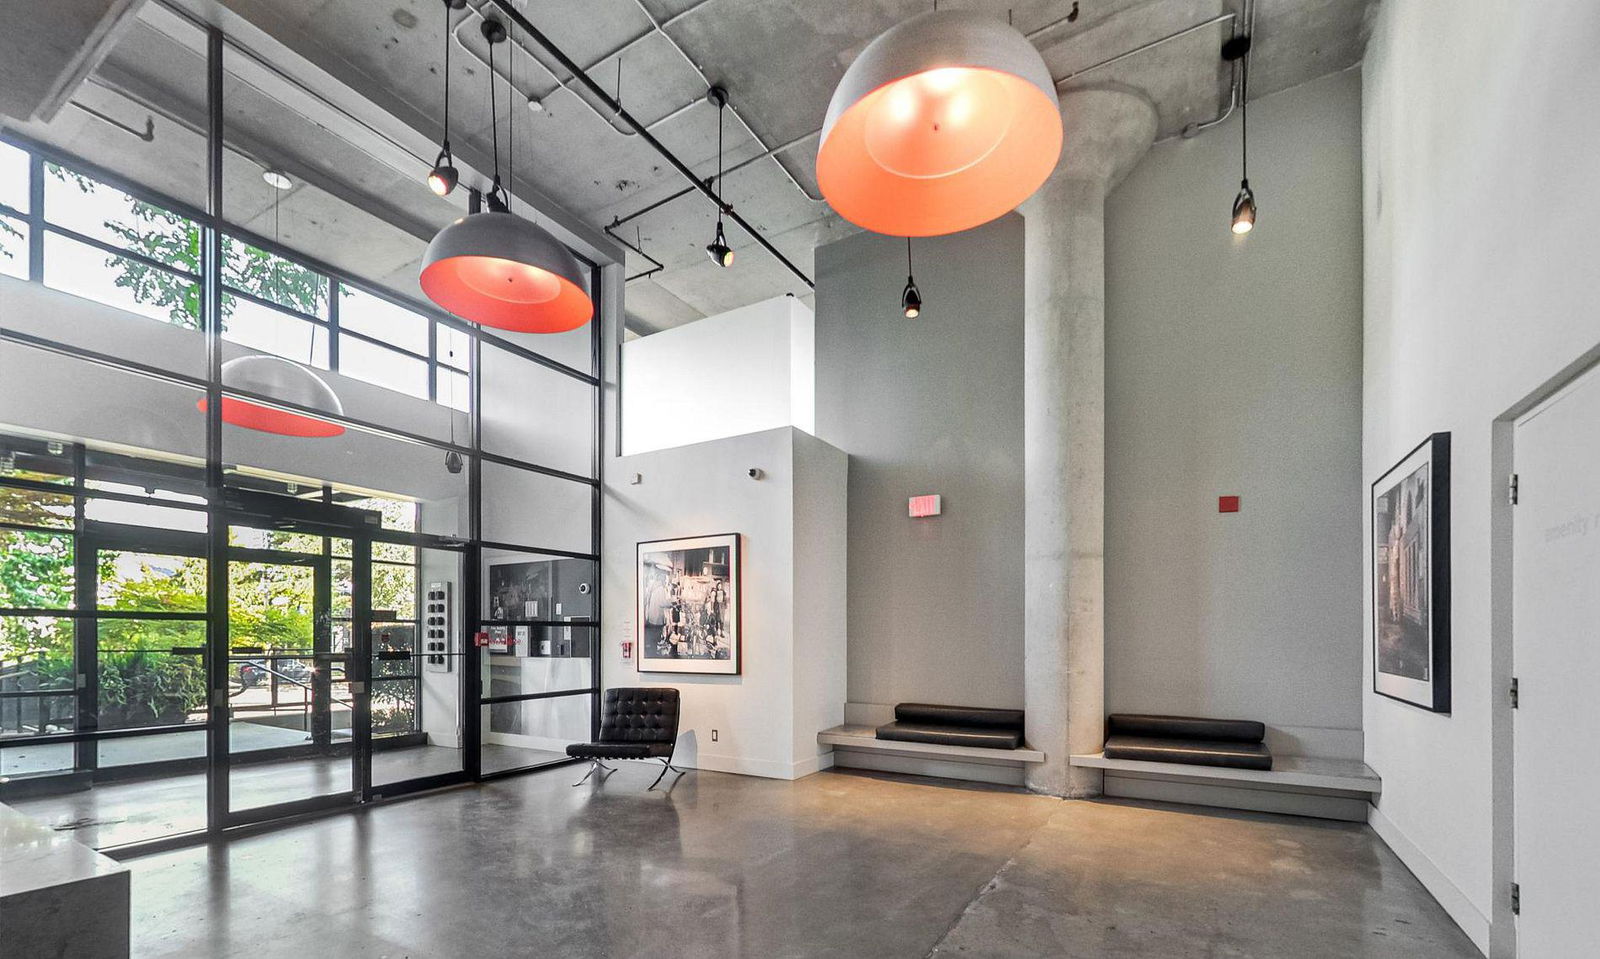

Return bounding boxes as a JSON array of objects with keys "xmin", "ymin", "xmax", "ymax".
[
  {"xmin": 367, "ymin": 545, "xmax": 466, "ymax": 792},
  {"xmin": 222, "ymin": 523, "xmax": 362, "ymax": 820}
]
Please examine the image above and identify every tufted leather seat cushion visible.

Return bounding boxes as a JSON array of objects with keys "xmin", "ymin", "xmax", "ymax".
[
  {"xmin": 565, "ymin": 687, "xmax": 680, "ymax": 761},
  {"xmin": 568, "ymin": 741, "xmax": 674, "ymax": 760}
]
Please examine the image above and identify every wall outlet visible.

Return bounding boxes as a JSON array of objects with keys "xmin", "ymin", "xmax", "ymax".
[{"xmin": 711, "ymin": 729, "xmax": 718, "ymax": 742}]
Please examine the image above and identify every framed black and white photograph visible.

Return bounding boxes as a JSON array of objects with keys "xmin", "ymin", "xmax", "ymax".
[
  {"xmin": 1371, "ymin": 432, "xmax": 1451, "ymax": 712},
  {"xmin": 636, "ymin": 534, "xmax": 740, "ymax": 675},
  {"xmin": 488, "ymin": 560, "xmax": 553, "ymax": 622}
]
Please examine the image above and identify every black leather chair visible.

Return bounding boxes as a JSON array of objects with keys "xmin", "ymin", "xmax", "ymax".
[{"xmin": 566, "ymin": 687, "xmax": 686, "ymax": 790}]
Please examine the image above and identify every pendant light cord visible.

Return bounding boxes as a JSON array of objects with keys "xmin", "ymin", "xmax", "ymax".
[
  {"xmin": 488, "ymin": 35, "xmax": 502, "ymax": 199},
  {"xmin": 905, "ymin": 236, "xmax": 913, "ymax": 280},
  {"xmin": 507, "ymin": 19, "xmax": 515, "ymax": 214},
  {"xmin": 715, "ymin": 95, "xmax": 725, "ymax": 224},
  {"xmin": 1240, "ymin": 57, "xmax": 1249, "ymax": 181},
  {"xmin": 441, "ymin": 4, "xmax": 451, "ymax": 153}
]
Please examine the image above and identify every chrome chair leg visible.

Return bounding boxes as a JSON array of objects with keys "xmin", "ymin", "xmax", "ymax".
[
  {"xmin": 647, "ymin": 758, "xmax": 689, "ymax": 791},
  {"xmin": 572, "ymin": 759, "xmax": 613, "ymax": 786}
]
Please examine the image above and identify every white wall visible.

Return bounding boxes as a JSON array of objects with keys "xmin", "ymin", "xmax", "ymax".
[
  {"xmin": 1362, "ymin": 1, "xmax": 1600, "ymax": 953},
  {"xmin": 1103, "ymin": 69, "xmax": 1365, "ymax": 761},
  {"xmin": 620, "ymin": 295, "xmax": 814, "ymax": 455},
  {"xmin": 602, "ymin": 426, "xmax": 847, "ymax": 779},
  {"xmin": 814, "ymin": 216, "xmax": 1027, "ymax": 712}
]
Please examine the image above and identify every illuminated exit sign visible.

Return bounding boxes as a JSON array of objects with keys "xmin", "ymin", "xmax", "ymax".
[{"xmin": 909, "ymin": 494, "xmax": 942, "ymax": 518}]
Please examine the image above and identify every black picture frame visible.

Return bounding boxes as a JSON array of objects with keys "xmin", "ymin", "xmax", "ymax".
[
  {"xmin": 1371, "ymin": 432, "xmax": 1451, "ymax": 712},
  {"xmin": 635, "ymin": 533, "xmax": 741, "ymax": 676}
]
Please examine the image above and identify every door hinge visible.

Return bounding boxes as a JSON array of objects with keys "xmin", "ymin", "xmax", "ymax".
[
  {"xmin": 1511, "ymin": 882, "xmax": 1521, "ymax": 915},
  {"xmin": 1510, "ymin": 677, "xmax": 1519, "ymax": 709},
  {"xmin": 1508, "ymin": 473, "xmax": 1520, "ymax": 505}
]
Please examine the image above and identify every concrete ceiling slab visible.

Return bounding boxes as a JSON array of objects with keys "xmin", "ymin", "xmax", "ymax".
[{"xmin": 9, "ymin": 0, "xmax": 1372, "ymax": 338}]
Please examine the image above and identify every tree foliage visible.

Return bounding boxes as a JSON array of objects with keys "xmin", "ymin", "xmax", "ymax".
[{"xmin": 43, "ymin": 163, "xmax": 328, "ymax": 330}]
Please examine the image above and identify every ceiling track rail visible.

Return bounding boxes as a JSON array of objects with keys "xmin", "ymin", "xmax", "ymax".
[{"xmin": 482, "ymin": 0, "xmax": 813, "ymax": 289}]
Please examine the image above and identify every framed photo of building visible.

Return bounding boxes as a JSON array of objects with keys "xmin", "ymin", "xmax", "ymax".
[
  {"xmin": 636, "ymin": 534, "xmax": 740, "ymax": 675},
  {"xmin": 1371, "ymin": 432, "xmax": 1451, "ymax": 712}
]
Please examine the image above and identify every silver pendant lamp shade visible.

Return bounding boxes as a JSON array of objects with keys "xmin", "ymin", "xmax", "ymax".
[
  {"xmin": 420, "ymin": 211, "xmax": 594, "ymax": 334},
  {"xmin": 198, "ymin": 355, "xmax": 345, "ymax": 437},
  {"xmin": 817, "ymin": 10, "xmax": 1062, "ymax": 237}
]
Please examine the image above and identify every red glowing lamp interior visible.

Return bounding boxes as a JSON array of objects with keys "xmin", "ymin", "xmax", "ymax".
[
  {"xmin": 197, "ymin": 397, "xmax": 345, "ymax": 438},
  {"xmin": 819, "ymin": 67, "xmax": 1062, "ymax": 236},
  {"xmin": 420, "ymin": 254, "xmax": 593, "ymax": 333}
]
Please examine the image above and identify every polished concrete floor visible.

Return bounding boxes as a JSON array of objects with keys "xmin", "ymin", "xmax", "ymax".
[
  {"xmin": 9, "ymin": 743, "xmax": 565, "ymax": 851},
  {"xmin": 119, "ymin": 766, "xmax": 1483, "ymax": 959}
]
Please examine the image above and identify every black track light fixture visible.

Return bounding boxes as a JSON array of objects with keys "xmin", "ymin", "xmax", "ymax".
[
  {"xmin": 901, "ymin": 237, "xmax": 922, "ymax": 318},
  {"xmin": 706, "ymin": 220, "xmax": 734, "ymax": 267},
  {"xmin": 1222, "ymin": 32, "xmax": 1255, "ymax": 235},
  {"xmin": 706, "ymin": 86, "xmax": 735, "ymax": 269},
  {"xmin": 427, "ymin": 0, "xmax": 467, "ymax": 196},
  {"xmin": 429, "ymin": 147, "xmax": 459, "ymax": 197}
]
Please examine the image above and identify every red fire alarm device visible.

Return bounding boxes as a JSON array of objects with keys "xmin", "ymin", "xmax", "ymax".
[
  {"xmin": 1218, "ymin": 495, "xmax": 1240, "ymax": 513},
  {"xmin": 909, "ymin": 494, "xmax": 942, "ymax": 518}
]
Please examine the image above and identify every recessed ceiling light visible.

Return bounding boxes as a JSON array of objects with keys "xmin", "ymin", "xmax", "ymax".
[{"xmin": 262, "ymin": 169, "xmax": 292, "ymax": 190}]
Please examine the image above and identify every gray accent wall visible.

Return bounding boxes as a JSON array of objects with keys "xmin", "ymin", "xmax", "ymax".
[
  {"xmin": 1103, "ymin": 69, "xmax": 1365, "ymax": 760},
  {"xmin": 815, "ymin": 216, "xmax": 1027, "ymax": 710}
]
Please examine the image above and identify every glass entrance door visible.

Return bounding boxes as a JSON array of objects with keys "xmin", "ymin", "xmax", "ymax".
[{"xmin": 220, "ymin": 511, "xmax": 369, "ymax": 824}]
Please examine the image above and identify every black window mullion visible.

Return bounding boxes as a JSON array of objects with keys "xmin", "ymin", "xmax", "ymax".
[
  {"xmin": 27, "ymin": 151, "xmax": 43, "ymax": 283},
  {"xmin": 327, "ymin": 275, "xmax": 340, "ymax": 370}
]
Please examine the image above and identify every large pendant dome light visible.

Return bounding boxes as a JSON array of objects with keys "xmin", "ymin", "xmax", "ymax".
[
  {"xmin": 199, "ymin": 356, "xmax": 346, "ymax": 438},
  {"xmin": 419, "ymin": 17, "xmax": 593, "ymax": 334},
  {"xmin": 817, "ymin": 10, "xmax": 1062, "ymax": 237}
]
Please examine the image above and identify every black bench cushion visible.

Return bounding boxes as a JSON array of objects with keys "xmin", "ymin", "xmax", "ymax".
[
  {"xmin": 895, "ymin": 703, "xmax": 1024, "ymax": 730},
  {"xmin": 567, "ymin": 741, "xmax": 674, "ymax": 760},
  {"xmin": 876, "ymin": 721, "xmax": 1023, "ymax": 750},
  {"xmin": 1103, "ymin": 735, "xmax": 1272, "ymax": 771},
  {"xmin": 1106, "ymin": 713, "xmax": 1265, "ymax": 743}
]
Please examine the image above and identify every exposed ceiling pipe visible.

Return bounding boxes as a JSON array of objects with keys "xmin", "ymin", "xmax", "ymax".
[
  {"xmin": 1053, "ymin": 11, "xmax": 1236, "ymax": 89},
  {"xmin": 602, "ymin": 221, "xmax": 665, "ymax": 283},
  {"xmin": 603, "ymin": 8, "xmax": 1236, "ymax": 234},
  {"xmin": 481, "ymin": 0, "xmax": 813, "ymax": 289},
  {"xmin": 450, "ymin": 0, "xmax": 821, "ymax": 207},
  {"xmin": 1183, "ymin": 0, "xmax": 1253, "ymax": 138}
]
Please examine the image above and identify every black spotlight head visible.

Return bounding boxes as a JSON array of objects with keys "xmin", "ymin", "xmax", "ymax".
[
  {"xmin": 427, "ymin": 147, "xmax": 458, "ymax": 196},
  {"xmin": 706, "ymin": 220, "xmax": 734, "ymax": 268},
  {"xmin": 901, "ymin": 278, "xmax": 922, "ymax": 318},
  {"xmin": 1231, "ymin": 178, "xmax": 1257, "ymax": 235}
]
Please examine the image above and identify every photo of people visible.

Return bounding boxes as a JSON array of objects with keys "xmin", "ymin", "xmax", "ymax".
[
  {"xmin": 1374, "ymin": 462, "xmax": 1429, "ymax": 680},
  {"xmin": 1370, "ymin": 432, "xmax": 1451, "ymax": 712},
  {"xmin": 637, "ymin": 534, "xmax": 740, "ymax": 675}
]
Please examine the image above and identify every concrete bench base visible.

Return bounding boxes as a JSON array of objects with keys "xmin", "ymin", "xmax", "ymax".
[{"xmin": 1070, "ymin": 753, "xmax": 1382, "ymax": 822}]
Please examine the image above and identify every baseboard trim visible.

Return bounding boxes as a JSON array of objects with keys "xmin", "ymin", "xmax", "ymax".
[
  {"xmin": 688, "ymin": 752, "xmax": 807, "ymax": 780},
  {"xmin": 1367, "ymin": 804, "xmax": 1490, "ymax": 956}
]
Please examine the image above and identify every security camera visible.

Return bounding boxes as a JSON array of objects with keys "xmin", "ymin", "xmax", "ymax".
[{"xmin": 748, "ymin": 468, "xmax": 763, "ymax": 480}]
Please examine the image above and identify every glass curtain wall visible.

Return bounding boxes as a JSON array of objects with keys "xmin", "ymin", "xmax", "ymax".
[{"xmin": 0, "ymin": 3, "xmax": 602, "ymax": 852}]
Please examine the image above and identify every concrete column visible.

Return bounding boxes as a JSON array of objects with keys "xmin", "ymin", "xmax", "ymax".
[{"xmin": 1023, "ymin": 86, "xmax": 1156, "ymax": 797}]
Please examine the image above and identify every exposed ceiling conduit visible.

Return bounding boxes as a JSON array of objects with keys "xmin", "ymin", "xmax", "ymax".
[
  {"xmin": 1183, "ymin": 0, "xmax": 1254, "ymax": 138},
  {"xmin": 451, "ymin": 0, "xmax": 817, "ymax": 202},
  {"xmin": 481, "ymin": 0, "xmax": 814, "ymax": 289},
  {"xmin": 604, "ymin": 7, "xmax": 1240, "ymax": 243}
]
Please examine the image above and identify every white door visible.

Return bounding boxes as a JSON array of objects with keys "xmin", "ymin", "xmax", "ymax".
[{"xmin": 1513, "ymin": 363, "xmax": 1600, "ymax": 955}]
